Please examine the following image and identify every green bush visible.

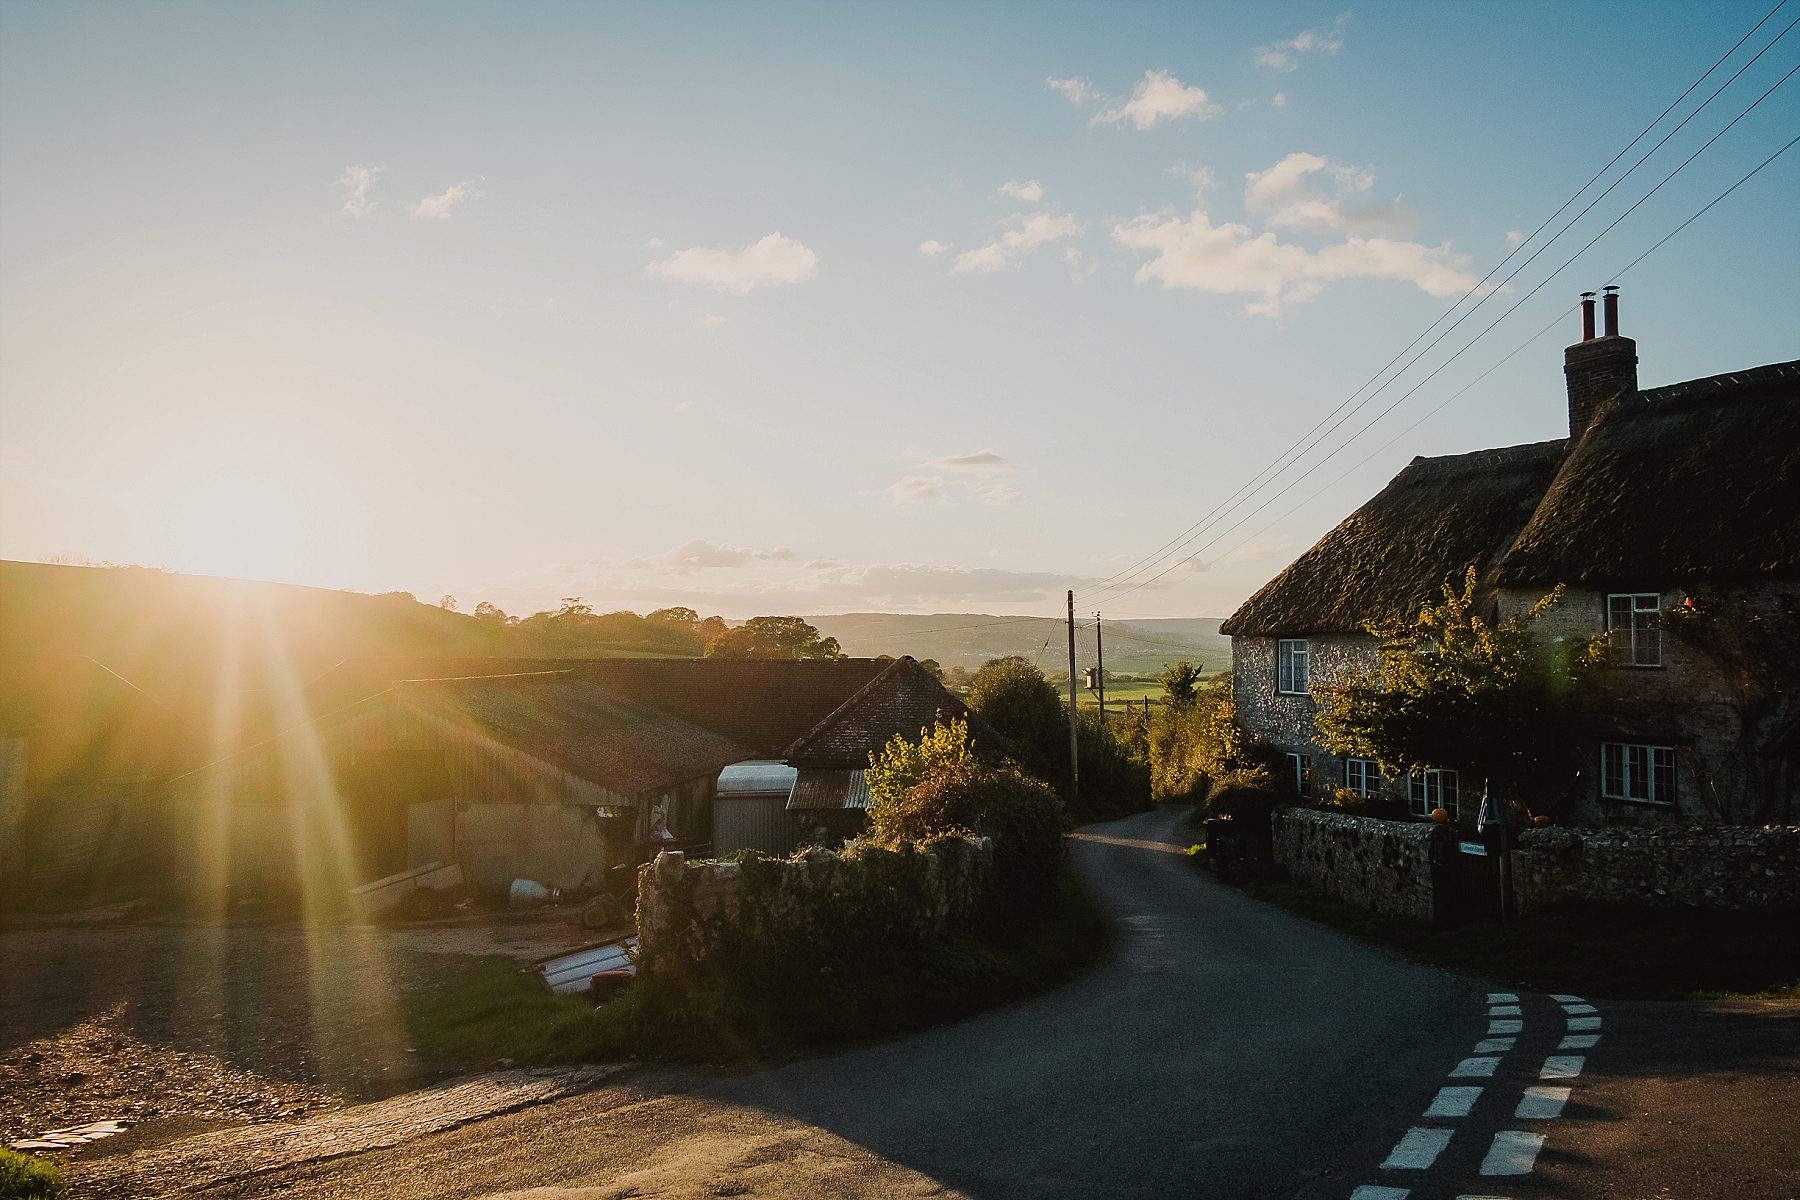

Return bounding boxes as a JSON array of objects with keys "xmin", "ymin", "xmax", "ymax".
[
  {"xmin": 1070, "ymin": 709, "xmax": 1152, "ymax": 821},
  {"xmin": 1148, "ymin": 684, "xmax": 1240, "ymax": 802},
  {"xmin": 884, "ymin": 764, "xmax": 1069, "ymax": 884},
  {"xmin": 965, "ymin": 655, "xmax": 1069, "ymax": 780},
  {"xmin": 1319, "ymin": 786, "xmax": 1410, "ymax": 822},
  {"xmin": 0, "ymin": 1149, "xmax": 68, "ymax": 1200}
]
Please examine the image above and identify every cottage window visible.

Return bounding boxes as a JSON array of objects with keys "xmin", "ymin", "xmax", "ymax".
[
  {"xmin": 1408, "ymin": 769, "xmax": 1459, "ymax": 818},
  {"xmin": 1601, "ymin": 741, "xmax": 1676, "ymax": 805},
  {"xmin": 1285, "ymin": 752, "xmax": 1313, "ymax": 796},
  {"xmin": 1345, "ymin": 758, "xmax": 1381, "ymax": 797},
  {"xmin": 1606, "ymin": 593, "xmax": 1662, "ymax": 666},
  {"xmin": 1277, "ymin": 639, "xmax": 1310, "ymax": 694}
]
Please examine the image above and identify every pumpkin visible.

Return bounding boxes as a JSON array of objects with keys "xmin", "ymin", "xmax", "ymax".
[
  {"xmin": 1430, "ymin": 807, "xmax": 1450, "ymax": 823},
  {"xmin": 1533, "ymin": 814, "xmax": 1554, "ymax": 827}
]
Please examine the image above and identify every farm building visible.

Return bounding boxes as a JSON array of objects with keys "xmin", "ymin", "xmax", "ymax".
[{"xmin": 1222, "ymin": 292, "xmax": 1799, "ymax": 828}]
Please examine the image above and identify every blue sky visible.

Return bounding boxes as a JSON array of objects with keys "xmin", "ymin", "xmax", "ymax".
[{"xmin": 2, "ymin": 2, "xmax": 1795, "ymax": 619}]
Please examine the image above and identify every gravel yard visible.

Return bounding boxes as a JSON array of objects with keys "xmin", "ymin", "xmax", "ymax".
[{"xmin": 0, "ymin": 898, "xmax": 599, "ymax": 1159}]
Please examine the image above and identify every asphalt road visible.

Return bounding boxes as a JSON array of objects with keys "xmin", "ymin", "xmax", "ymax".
[{"xmin": 92, "ymin": 806, "xmax": 1800, "ymax": 1199}]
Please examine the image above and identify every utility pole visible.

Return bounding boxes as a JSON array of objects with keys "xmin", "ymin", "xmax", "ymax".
[
  {"xmin": 1066, "ymin": 589, "xmax": 1080, "ymax": 797},
  {"xmin": 1094, "ymin": 611, "xmax": 1105, "ymax": 724}
]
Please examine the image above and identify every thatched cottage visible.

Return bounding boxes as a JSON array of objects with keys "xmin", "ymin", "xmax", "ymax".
[{"xmin": 1221, "ymin": 291, "xmax": 1798, "ymax": 827}]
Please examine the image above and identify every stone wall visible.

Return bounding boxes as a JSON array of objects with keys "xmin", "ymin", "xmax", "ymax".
[
  {"xmin": 1513, "ymin": 825, "xmax": 1800, "ymax": 913},
  {"xmin": 1270, "ymin": 807, "xmax": 1449, "ymax": 921},
  {"xmin": 636, "ymin": 837, "xmax": 993, "ymax": 979}
]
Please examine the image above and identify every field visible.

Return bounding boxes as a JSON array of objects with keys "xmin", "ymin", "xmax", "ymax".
[{"xmin": 807, "ymin": 613, "xmax": 1231, "ymax": 678}]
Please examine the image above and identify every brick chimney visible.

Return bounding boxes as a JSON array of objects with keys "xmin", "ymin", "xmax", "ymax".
[{"xmin": 1563, "ymin": 285, "xmax": 1637, "ymax": 437}]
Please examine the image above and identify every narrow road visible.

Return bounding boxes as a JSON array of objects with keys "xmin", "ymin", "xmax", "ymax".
[{"xmin": 86, "ymin": 807, "xmax": 1800, "ymax": 1199}]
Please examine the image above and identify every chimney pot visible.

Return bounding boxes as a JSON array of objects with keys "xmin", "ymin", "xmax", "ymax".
[
  {"xmin": 1564, "ymin": 289, "xmax": 1637, "ymax": 438},
  {"xmin": 1580, "ymin": 292, "xmax": 1597, "ymax": 342},
  {"xmin": 1603, "ymin": 285, "xmax": 1620, "ymax": 337}
]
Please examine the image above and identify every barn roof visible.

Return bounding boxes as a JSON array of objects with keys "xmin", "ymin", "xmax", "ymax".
[
  {"xmin": 1221, "ymin": 358, "xmax": 1800, "ymax": 638},
  {"xmin": 392, "ymin": 673, "xmax": 752, "ymax": 798},
  {"xmin": 1219, "ymin": 440, "xmax": 1569, "ymax": 637},
  {"xmin": 782, "ymin": 656, "xmax": 1013, "ymax": 768}
]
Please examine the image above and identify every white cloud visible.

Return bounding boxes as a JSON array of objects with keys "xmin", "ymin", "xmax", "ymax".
[
  {"xmin": 953, "ymin": 212, "xmax": 1084, "ymax": 273},
  {"xmin": 918, "ymin": 240, "xmax": 950, "ymax": 256},
  {"xmin": 1096, "ymin": 70, "xmax": 1222, "ymax": 129},
  {"xmin": 970, "ymin": 483, "xmax": 1025, "ymax": 506},
  {"xmin": 336, "ymin": 166, "xmax": 381, "ymax": 217},
  {"xmin": 1255, "ymin": 13, "xmax": 1350, "ymax": 72},
  {"xmin": 646, "ymin": 236, "xmax": 664, "ymax": 247},
  {"xmin": 1506, "ymin": 229, "xmax": 1526, "ymax": 247},
  {"xmin": 881, "ymin": 476, "xmax": 948, "ymax": 506},
  {"xmin": 617, "ymin": 539, "xmax": 795, "ymax": 576},
  {"xmin": 1113, "ymin": 208, "xmax": 1482, "ymax": 317},
  {"xmin": 923, "ymin": 449, "xmax": 1021, "ymax": 475},
  {"xmin": 1272, "ymin": 91, "xmax": 1288, "ymax": 109},
  {"xmin": 999, "ymin": 180, "xmax": 1044, "ymax": 202},
  {"xmin": 407, "ymin": 178, "xmax": 483, "ymax": 220},
  {"xmin": 1243, "ymin": 151, "xmax": 1408, "ymax": 234},
  {"xmin": 1046, "ymin": 76, "xmax": 1092, "ymax": 104},
  {"xmin": 646, "ymin": 233, "xmax": 820, "ymax": 295},
  {"xmin": 1170, "ymin": 162, "xmax": 1216, "ymax": 194},
  {"xmin": 699, "ymin": 313, "xmax": 728, "ymax": 327}
]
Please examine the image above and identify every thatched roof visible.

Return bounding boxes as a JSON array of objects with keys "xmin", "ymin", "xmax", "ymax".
[
  {"xmin": 393, "ymin": 673, "xmax": 752, "ymax": 797},
  {"xmin": 1220, "ymin": 440, "xmax": 1568, "ymax": 637},
  {"xmin": 1492, "ymin": 360, "xmax": 1800, "ymax": 586},
  {"xmin": 1222, "ymin": 358, "xmax": 1800, "ymax": 638}
]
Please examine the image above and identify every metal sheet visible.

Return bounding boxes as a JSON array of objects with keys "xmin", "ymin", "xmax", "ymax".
[
  {"xmin": 713, "ymin": 794, "xmax": 795, "ymax": 857},
  {"xmin": 787, "ymin": 768, "xmax": 870, "ymax": 810},
  {"xmin": 537, "ymin": 937, "xmax": 637, "ymax": 994},
  {"xmin": 716, "ymin": 759, "xmax": 798, "ymax": 795}
]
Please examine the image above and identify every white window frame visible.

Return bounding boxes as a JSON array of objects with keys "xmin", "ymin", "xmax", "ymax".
[
  {"xmin": 1408, "ymin": 769, "xmax": 1460, "ymax": 819},
  {"xmin": 1601, "ymin": 741, "xmax": 1676, "ymax": 805},
  {"xmin": 1606, "ymin": 593, "xmax": 1663, "ymax": 667},
  {"xmin": 1277, "ymin": 639, "xmax": 1310, "ymax": 694},
  {"xmin": 1345, "ymin": 758, "xmax": 1381, "ymax": 797}
]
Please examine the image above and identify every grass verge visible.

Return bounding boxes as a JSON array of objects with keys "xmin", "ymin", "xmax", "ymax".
[
  {"xmin": 1234, "ymin": 875, "xmax": 1800, "ymax": 1002},
  {"xmin": 409, "ymin": 866, "xmax": 1107, "ymax": 1066},
  {"xmin": 0, "ymin": 1148, "xmax": 68, "ymax": 1200}
]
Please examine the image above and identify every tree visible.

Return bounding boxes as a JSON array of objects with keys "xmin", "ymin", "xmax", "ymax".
[
  {"xmin": 438, "ymin": 594, "xmax": 459, "ymax": 612},
  {"xmin": 1312, "ymin": 566, "xmax": 1593, "ymax": 806},
  {"xmin": 965, "ymin": 656, "xmax": 1066, "ymax": 778},
  {"xmin": 1158, "ymin": 660, "xmax": 1205, "ymax": 707},
  {"xmin": 1147, "ymin": 684, "xmax": 1240, "ymax": 801},
  {"xmin": 647, "ymin": 606, "xmax": 700, "ymax": 630},
  {"xmin": 473, "ymin": 601, "xmax": 516, "ymax": 626},
  {"xmin": 703, "ymin": 615, "xmax": 844, "ymax": 660}
]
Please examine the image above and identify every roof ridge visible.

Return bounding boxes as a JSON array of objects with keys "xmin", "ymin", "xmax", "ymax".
[{"xmin": 781, "ymin": 656, "xmax": 912, "ymax": 759}]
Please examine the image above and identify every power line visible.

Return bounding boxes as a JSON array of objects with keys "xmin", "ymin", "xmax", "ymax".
[
  {"xmin": 1091, "ymin": 49, "xmax": 1800, "ymax": 604},
  {"xmin": 1085, "ymin": 7, "xmax": 1799, "ymax": 602}
]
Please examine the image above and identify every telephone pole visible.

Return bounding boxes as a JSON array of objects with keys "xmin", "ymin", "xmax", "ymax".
[
  {"xmin": 1094, "ymin": 611, "xmax": 1105, "ymax": 723},
  {"xmin": 1066, "ymin": 589, "xmax": 1080, "ymax": 797}
]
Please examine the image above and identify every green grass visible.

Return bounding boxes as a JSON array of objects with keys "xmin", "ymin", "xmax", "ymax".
[
  {"xmin": 0, "ymin": 1149, "xmax": 68, "ymax": 1200},
  {"xmin": 409, "ymin": 868, "xmax": 1108, "ymax": 1066},
  {"xmin": 1234, "ymin": 876, "xmax": 1800, "ymax": 1002}
]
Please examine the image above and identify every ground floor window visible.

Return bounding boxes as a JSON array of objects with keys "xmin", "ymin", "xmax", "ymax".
[
  {"xmin": 1601, "ymin": 742, "xmax": 1676, "ymax": 804},
  {"xmin": 1409, "ymin": 769, "xmax": 1460, "ymax": 818},
  {"xmin": 1285, "ymin": 752, "xmax": 1313, "ymax": 797},
  {"xmin": 1345, "ymin": 758, "xmax": 1381, "ymax": 797}
]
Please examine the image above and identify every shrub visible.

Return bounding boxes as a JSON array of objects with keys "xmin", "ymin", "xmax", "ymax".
[
  {"xmin": 1319, "ymin": 787, "xmax": 1410, "ymax": 822},
  {"xmin": 865, "ymin": 718, "xmax": 979, "ymax": 823},
  {"xmin": 966, "ymin": 656, "xmax": 1067, "ymax": 779},
  {"xmin": 0, "ymin": 1150, "xmax": 68, "ymax": 1200},
  {"xmin": 1149, "ymin": 685, "xmax": 1241, "ymax": 802},
  {"xmin": 1070, "ymin": 708, "xmax": 1152, "ymax": 820}
]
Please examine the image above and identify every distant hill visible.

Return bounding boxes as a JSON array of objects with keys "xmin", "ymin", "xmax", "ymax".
[{"xmin": 807, "ymin": 613, "xmax": 1231, "ymax": 680}]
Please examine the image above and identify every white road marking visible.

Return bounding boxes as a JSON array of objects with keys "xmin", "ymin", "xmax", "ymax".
[
  {"xmin": 1425, "ymin": 1086, "xmax": 1484, "ymax": 1117},
  {"xmin": 1488, "ymin": 1019, "xmax": 1524, "ymax": 1034},
  {"xmin": 1381, "ymin": 1127, "xmax": 1454, "ymax": 1169},
  {"xmin": 1479, "ymin": 1130, "xmax": 1547, "ymax": 1175},
  {"xmin": 1550, "ymin": 994, "xmax": 1584, "ymax": 1003},
  {"xmin": 1561, "ymin": 1003, "xmax": 1598, "ymax": 1014},
  {"xmin": 1475, "ymin": 1037, "xmax": 1516, "ymax": 1053},
  {"xmin": 1559, "ymin": 1034, "xmax": 1601, "ymax": 1050},
  {"xmin": 1349, "ymin": 1186, "xmax": 1411, "ymax": 1199},
  {"xmin": 1567, "ymin": 1016, "xmax": 1601, "ymax": 1031},
  {"xmin": 1486, "ymin": 993, "xmax": 1518, "ymax": 1003},
  {"xmin": 1450, "ymin": 1056, "xmax": 1502, "ymax": 1078},
  {"xmin": 1540, "ymin": 1056, "xmax": 1585, "ymax": 1079},
  {"xmin": 1488, "ymin": 1005, "xmax": 1523, "ymax": 1016},
  {"xmin": 1515, "ymin": 1086, "xmax": 1572, "ymax": 1118}
]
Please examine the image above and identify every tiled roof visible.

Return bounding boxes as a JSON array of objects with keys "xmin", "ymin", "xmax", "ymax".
[{"xmin": 782, "ymin": 656, "xmax": 1014, "ymax": 768}]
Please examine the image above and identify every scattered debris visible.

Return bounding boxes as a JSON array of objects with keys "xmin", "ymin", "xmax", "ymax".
[
  {"xmin": 536, "ymin": 937, "xmax": 636, "ymax": 994},
  {"xmin": 10, "ymin": 1120, "xmax": 128, "ymax": 1152},
  {"xmin": 350, "ymin": 861, "xmax": 466, "ymax": 917},
  {"xmin": 508, "ymin": 878, "xmax": 560, "ymax": 908},
  {"xmin": 587, "ymin": 969, "xmax": 634, "ymax": 1004}
]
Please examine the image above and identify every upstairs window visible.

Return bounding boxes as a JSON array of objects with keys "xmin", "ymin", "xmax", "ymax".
[
  {"xmin": 1607, "ymin": 593, "xmax": 1662, "ymax": 666},
  {"xmin": 1345, "ymin": 758, "xmax": 1381, "ymax": 797},
  {"xmin": 1409, "ymin": 769, "xmax": 1460, "ymax": 819},
  {"xmin": 1602, "ymin": 742, "xmax": 1676, "ymax": 805},
  {"xmin": 1277, "ymin": 639, "xmax": 1310, "ymax": 694}
]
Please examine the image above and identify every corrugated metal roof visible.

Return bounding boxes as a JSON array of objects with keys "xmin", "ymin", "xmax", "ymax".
[
  {"xmin": 787, "ymin": 768, "xmax": 870, "ymax": 810},
  {"xmin": 537, "ymin": 937, "xmax": 636, "ymax": 994},
  {"xmin": 716, "ymin": 759, "xmax": 798, "ymax": 795}
]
